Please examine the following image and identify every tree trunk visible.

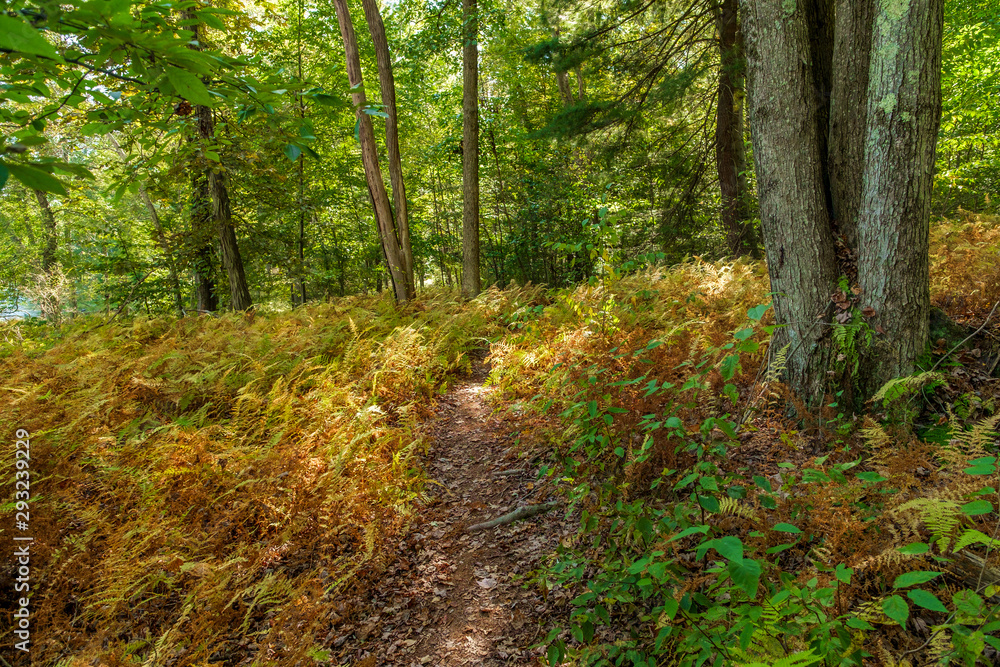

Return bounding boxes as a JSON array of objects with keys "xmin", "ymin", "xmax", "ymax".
[
  {"xmin": 461, "ymin": 0, "xmax": 482, "ymax": 298},
  {"xmin": 741, "ymin": 0, "xmax": 839, "ymax": 407},
  {"xmin": 189, "ymin": 172, "xmax": 219, "ymax": 313},
  {"xmin": 856, "ymin": 0, "xmax": 943, "ymax": 395},
  {"xmin": 33, "ymin": 190, "xmax": 58, "ymax": 272},
  {"xmin": 741, "ymin": 0, "xmax": 944, "ymax": 409},
  {"xmin": 184, "ymin": 15, "xmax": 252, "ymax": 312},
  {"xmin": 361, "ymin": 0, "xmax": 416, "ymax": 300},
  {"xmin": 829, "ymin": 0, "xmax": 874, "ymax": 247},
  {"xmin": 714, "ymin": 0, "xmax": 759, "ymax": 258},
  {"xmin": 332, "ymin": 0, "xmax": 412, "ymax": 304},
  {"xmin": 195, "ymin": 103, "xmax": 253, "ymax": 311},
  {"xmin": 109, "ymin": 135, "xmax": 185, "ymax": 316}
]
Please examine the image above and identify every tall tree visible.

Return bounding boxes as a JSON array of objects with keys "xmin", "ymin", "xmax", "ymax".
[
  {"xmin": 462, "ymin": 0, "xmax": 482, "ymax": 298},
  {"xmin": 331, "ymin": 0, "xmax": 414, "ymax": 303},
  {"xmin": 189, "ymin": 17, "xmax": 253, "ymax": 312},
  {"xmin": 33, "ymin": 190, "xmax": 58, "ymax": 272},
  {"xmin": 740, "ymin": 0, "xmax": 944, "ymax": 406},
  {"xmin": 714, "ymin": 0, "xmax": 759, "ymax": 258},
  {"xmin": 361, "ymin": 0, "xmax": 416, "ymax": 300}
]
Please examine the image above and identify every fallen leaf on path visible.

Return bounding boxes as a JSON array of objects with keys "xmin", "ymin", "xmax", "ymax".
[{"xmin": 477, "ymin": 577, "xmax": 497, "ymax": 589}]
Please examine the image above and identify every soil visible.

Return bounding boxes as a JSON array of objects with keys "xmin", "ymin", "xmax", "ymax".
[{"xmin": 336, "ymin": 357, "xmax": 575, "ymax": 666}]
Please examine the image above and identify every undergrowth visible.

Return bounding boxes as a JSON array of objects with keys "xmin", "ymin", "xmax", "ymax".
[
  {"xmin": 3, "ymin": 212, "xmax": 1000, "ymax": 667},
  {"xmin": 0, "ymin": 287, "xmax": 526, "ymax": 666},
  {"xmin": 486, "ymin": 213, "xmax": 1000, "ymax": 666}
]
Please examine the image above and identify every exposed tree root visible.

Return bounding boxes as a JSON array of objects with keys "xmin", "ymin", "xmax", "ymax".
[{"xmin": 466, "ymin": 501, "xmax": 560, "ymax": 533}]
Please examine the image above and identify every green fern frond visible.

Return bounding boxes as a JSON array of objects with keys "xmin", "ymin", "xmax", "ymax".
[
  {"xmin": 871, "ymin": 371, "xmax": 943, "ymax": 404},
  {"xmin": 897, "ymin": 498, "xmax": 962, "ymax": 552}
]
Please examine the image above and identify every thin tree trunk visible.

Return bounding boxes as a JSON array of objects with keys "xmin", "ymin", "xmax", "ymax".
[
  {"xmin": 33, "ymin": 190, "xmax": 58, "ymax": 272},
  {"xmin": 332, "ymin": 0, "xmax": 411, "ymax": 304},
  {"xmin": 741, "ymin": 0, "xmax": 839, "ymax": 407},
  {"xmin": 715, "ymin": 0, "xmax": 759, "ymax": 258},
  {"xmin": 828, "ymin": 0, "xmax": 874, "ymax": 247},
  {"xmin": 109, "ymin": 135, "xmax": 185, "ymax": 316},
  {"xmin": 856, "ymin": 0, "xmax": 943, "ymax": 395},
  {"xmin": 462, "ymin": 0, "xmax": 482, "ymax": 298},
  {"xmin": 294, "ymin": 0, "xmax": 308, "ymax": 307},
  {"xmin": 361, "ymin": 0, "xmax": 415, "ymax": 300}
]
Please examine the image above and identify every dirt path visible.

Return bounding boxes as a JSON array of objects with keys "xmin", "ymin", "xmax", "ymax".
[{"xmin": 337, "ymin": 358, "xmax": 572, "ymax": 666}]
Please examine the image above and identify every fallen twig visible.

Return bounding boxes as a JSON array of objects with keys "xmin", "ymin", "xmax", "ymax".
[{"xmin": 466, "ymin": 501, "xmax": 559, "ymax": 533}]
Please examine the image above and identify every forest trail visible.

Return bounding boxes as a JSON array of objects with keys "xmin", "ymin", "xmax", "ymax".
[{"xmin": 339, "ymin": 354, "xmax": 571, "ymax": 666}]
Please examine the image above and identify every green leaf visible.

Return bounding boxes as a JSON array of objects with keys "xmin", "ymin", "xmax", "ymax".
[
  {"xmin": 835, "ymin": 563, "xmax": 853, "ymax": 583},
  {"xmin": 7, "ymin": 164, "xmax": 67, "ymax": 195},
  {"xmin": 728, "ymin": 558, "xmax": 762, "ymax": 598},
  {"xmin": 953, "ymin": 589, "xmax": 984, "ymax": 616},
  {"xmin": 165, "ymin": 67, "xmax": 214, "ymax": 106},
  {"xmin": 907, "ymin": 589, "xmax": 948, "ymax": 613},
  {"xmin": 720, "ymin": 354, "xmax": 740, "ymax": 381},
  {"xmin": 882, "ymin": 595, "xmax": 909, "ymax": 626},
  {"xmin": 697, "ymin": 494, "xmax": 720, "ymax": 513},
  {"xmin": 747, "ymin": 303, "xmax": 771, "ymax": 321},
  {"xmin": 698, "ymin": 536, "xmax": 743, "ymax": 561},
  {"xmin": 0, "ymin": 163, "xmax": 8, "ymax": 190},
  {"xmin": 772, "ymin": 523, "xmax": 802, "ymax": 534},
  {"xmin": 898, "ymin": 542, "xmax": 929, "ymax": 555},
  {"xmin": 668, "ymin": 525, "xmax": 709, "ymax": 542},
  {"xmin": 893, "ymin": 571, "xmax": 941, "ymax": 588},
  {"xmin": 0, "ymin": 16, "xmax": 58, "ymax": 58},
  {"xmin": 961, "ymin": 499, "xmax": 993, "ymax": 516},
  {"xmin": 283, "ymin": 144, "xmax": 302, "ymax": 161},
  {"xmin": 846, "ymin": 616, "xmax": 874, "ymax": 630},
  {"xmin": 734, "ymin": 327, "xmax": 754, "ymax": 341}
]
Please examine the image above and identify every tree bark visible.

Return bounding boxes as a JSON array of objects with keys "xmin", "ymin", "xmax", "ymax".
[
  {"xmin": 361, "ymin": 0, "xmax": 416, "ymax": 300},
  {"xmin": 714, "ymin": 0, "xmax": 759, "ymax": 258},
  {"xmin": 741, "ymin": 0, "xmax": 839, "ymax": 407},
  {"xmin": 109, "ymin": 135, "xmax": 185, "ymax": 316},
  {"xmin": 189, "ymin": 171, "xmax": 218, "ymax": 313},
  {"xmin": 740, "ymin": 0, "xmax": 944, "ymax": 409},
  {"xmin": 195, "ymin": 103, "xmax": 253, "ymax": 311},
  {"xmin": 33, "ymin": 189, "xmax": 58, "ymax": 272},
  {"xmin": 856, "ymin": 0, "xmax": 943, "ymax": 395},
  {"xmin": 462, "ymin": 0, "xmax": 482, "ymax": 298},
  {"xmin": 182, "ymin": 14, "xmax": 252, "ymax": 312},
  {"xmin": 332, "ymin": 0, "xmax": 412, "ymax": 304},
  {"xmin": 828, "ymin": 0, "xmax": 874, "ymax": 246}
]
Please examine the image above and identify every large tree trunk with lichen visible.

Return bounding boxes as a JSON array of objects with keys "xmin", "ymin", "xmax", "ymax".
[
  {"xmin": 332, "ymin": 0, "xmax": 412, "ymax": 304},
  {"xmin": 714, "ymin": 0, "xmax": 759, "ymax": 258},
  {"xmin": 856, "ymin": 0, "xmax": 943, "ymax": 396},
  {"xmin": 741, "ymin": 0, "xmax": 943, "ymax": 410},
  {"xmin": 741, "ymin": 0, "xmax": 839, "ymax": 407},
  {"xmin": 829, "ymin": 0, "xmax": 874, "ymax": 247},
  {"xmin": 461, "ymin": 0, "xmax": 481, "ymax": 298}
]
